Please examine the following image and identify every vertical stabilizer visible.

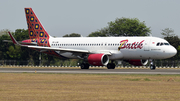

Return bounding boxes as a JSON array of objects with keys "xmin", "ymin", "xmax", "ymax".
[{"xmin": 25, "ymin": 8, "xmax": 50, "ymax": 39}]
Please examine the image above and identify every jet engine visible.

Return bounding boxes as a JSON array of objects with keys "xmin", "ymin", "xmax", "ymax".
[
  {"xmin": 88, "ymin": 54, "xmax": 109, "ymax": 66},
  {"xmin": 128, "ymin": 59, "xmax": 148, "ymax": 66}
]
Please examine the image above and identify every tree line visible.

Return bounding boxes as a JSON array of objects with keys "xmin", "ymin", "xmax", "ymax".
[{"xmin": 0, "ymin": 17, "xmax": 179, "ymax": 65}]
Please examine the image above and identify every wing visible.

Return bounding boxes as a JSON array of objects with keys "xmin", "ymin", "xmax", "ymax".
[
  {"xmin": 27, "ymin": 45, "xmax": 89, "ymax": 53},
  {"xmin": 8, "ymin": 32, "xmax": 111, "ymax": 55}
]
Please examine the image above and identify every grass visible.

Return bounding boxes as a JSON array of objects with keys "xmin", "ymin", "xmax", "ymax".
[
  {"xmin": 144, "ymin": 78, "xmax": 151, "ymax": 81},
  {"xmin": 0, "ymin": 73, "xmax": 180, "ymax": 101}
]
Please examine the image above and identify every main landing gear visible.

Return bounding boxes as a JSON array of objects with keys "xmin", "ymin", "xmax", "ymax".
[
  {"xmin": 107, "ymin": 61, "xmax": 115, "ymax": 69},
  {"xmin": 150, "ymin": 60, "xmax": 156, "ymax": 70},
  {"xmin": 80, "ymin": 63, "xmax": 89, "ymax": 69},
  {"xmin": 80, "ymin": 62, "xmax": 116, "ymax": 69}
]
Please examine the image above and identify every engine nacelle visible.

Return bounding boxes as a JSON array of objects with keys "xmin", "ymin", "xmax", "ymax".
[
  {"xmin": 88, "ymin": 54, "xmax": 109, "ymax": 66},
  {"xmin": 128, "ymin": 59, "xmax": 148, "ymax": 66}
]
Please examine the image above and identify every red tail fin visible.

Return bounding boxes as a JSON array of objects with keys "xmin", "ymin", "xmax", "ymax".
[{"xmin": 25, "ymin": 8, "xmax": 50, "ymax": 39}]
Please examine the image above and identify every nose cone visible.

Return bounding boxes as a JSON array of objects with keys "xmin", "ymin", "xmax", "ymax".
[
  {"xmin": 168, "ymin": 46, "xmax": 177, "ymax": 57},
  {"xmin": 172, "ymin": 47, "xmax": 177, "ymax": 56}
]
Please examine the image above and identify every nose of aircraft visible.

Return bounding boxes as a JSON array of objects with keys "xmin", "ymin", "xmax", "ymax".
[{"xmin": 168, "ymin": 46, "xmax": 177, "ymax": 57}]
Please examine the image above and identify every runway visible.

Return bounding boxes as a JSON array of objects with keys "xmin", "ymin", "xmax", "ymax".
[{"xmin": 0, "ymin": 68, "xmax": 180, "ymax": 74}]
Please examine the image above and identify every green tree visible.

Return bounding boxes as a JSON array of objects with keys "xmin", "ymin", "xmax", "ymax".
[
  {"xmin": 6, "ymin": 45, "xmax": 21, "ymax": 59},
  {"xmin": 14, "ymin": 29, "xmax": 29, "ymax": 41},
  {"xmin": 161, "ymin": 28, "xmax": 175, "ymax": 37},
  {"xmin": 63, "ymin": 33, "xmax": 81, "ymax": 37},
  {"xmin": 177, "ymin": 46, "xmax": 180, "ymax": 58},
  {"xmin": 0, "ymin": 29, "xmax": 11, "ymax": 36},
  {"xmin": 88, "ymin": 31, "xmax": 106, "ymax": 37},
  {"xmin": 0, "ymin": 29, "xmax": 32, "ymax": 64},
  {"xmin": 0, "ymin": 33, "xmax": 11, "ymax": 60},
  {"xmin": 100, "ymin": 17, "xmax": 151, "ymax": 36}
]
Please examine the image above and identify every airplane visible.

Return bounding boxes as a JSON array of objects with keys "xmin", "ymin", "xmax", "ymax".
[{"xmin": 8, "ymin": 8, "xmax": 177, "ymax": 70}]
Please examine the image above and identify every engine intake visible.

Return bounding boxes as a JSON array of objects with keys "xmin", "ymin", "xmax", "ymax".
[{"xmin": 88, "ymin": 54, "xmax": 109, "ymax": 66}]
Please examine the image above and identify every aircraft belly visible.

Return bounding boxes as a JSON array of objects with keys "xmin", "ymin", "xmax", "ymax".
[
  {"xmin": 109, "ymin": 50, "xmax": 123, "ymax": 60},
  {"xmin": 122, "ymin": 49, "xmax": 149, "ymax": 59},
  {"xmin": 149, "ymin": 50, "xmax": 166, "ymax": 59},
  {"xmin": 56, "ymin": 51, "xmax": 77, "ymax": 59}
]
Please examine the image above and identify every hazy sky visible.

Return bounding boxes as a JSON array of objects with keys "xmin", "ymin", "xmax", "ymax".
[{"xmin": 0, "ymin": 0, "xmax": 179, "ymax": 37}]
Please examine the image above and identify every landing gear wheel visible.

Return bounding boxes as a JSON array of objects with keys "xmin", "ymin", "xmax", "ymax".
[
  {"xmin": 150, "ymin": 65, "xmax": 156, "ymax": 70},
  {"xmin": 107, "ymin": 63, "xmax": 115, "ymax": 69},
  {"xmin": 149, "ymin": 59, "xmax": 156, "ymax": 70},
  {"xmin": 81, "ymin": 63, "xmax": 89, "ymax": 69}
]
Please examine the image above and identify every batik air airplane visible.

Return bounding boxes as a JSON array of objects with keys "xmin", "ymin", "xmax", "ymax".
[{"xmin": 8, "ymin": 8, "xmax": 177, "ymax": 70}]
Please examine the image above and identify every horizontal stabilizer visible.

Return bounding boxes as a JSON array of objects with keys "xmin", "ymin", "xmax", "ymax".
[{"xmin": 3, "ymin": 40, "xmax": 37, "ymax": 45}]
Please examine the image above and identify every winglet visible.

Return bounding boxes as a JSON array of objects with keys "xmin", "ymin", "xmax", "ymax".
[{"xmin": 8, "ymin": 32, "xmax": 20, "ymax": 45}]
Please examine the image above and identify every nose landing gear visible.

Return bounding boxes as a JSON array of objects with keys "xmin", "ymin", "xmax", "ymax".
[{"xmin": 150, "ymin": 60, "xmax": 156, "ymax": 70}]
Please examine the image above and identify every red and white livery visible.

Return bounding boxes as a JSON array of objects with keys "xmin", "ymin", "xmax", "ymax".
[{"xmin": 8, "ymin": 8, "xmax": 177, "ymax": 70}]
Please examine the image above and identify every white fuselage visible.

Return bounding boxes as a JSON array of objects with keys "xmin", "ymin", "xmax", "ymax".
[{"xmin": 49, "ymin": 36, "xmax": 177, "ymax": 60}]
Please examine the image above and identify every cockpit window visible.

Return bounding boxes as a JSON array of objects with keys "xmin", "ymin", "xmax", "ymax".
[
  {"xmin": 157, "ymin": 42, "xmax": 170, "ymax": 46},
  {"xmin": 160, "ymin": 43, "xmax": 164, "ymax": 46},
  {"xmin": 156, "ymin": 42, "xmax": 160, "ymax": 46},
  {"xmin": 164, "ymin": 43, "xmax": 169, "ymax": 45}
]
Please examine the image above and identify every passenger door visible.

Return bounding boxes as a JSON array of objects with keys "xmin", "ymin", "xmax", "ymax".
[{"xmin": 144, "ymin": 39, "xmax": 151, "ymax": 51}]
